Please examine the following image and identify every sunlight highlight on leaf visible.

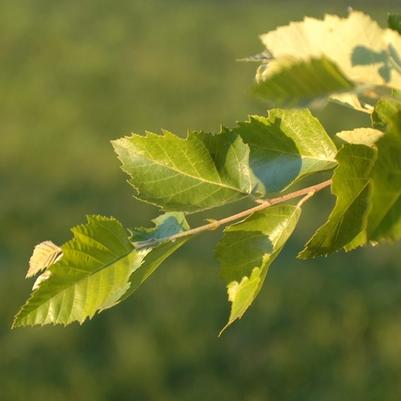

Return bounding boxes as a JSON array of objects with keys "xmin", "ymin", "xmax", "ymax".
[{"xmin": 13, "ymin": 216, "xmax": 148, "ymax": 328}]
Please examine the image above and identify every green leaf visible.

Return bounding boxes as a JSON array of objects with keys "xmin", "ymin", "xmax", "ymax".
[
  {"xmin": 388, "ymin": 14, "xmax": 401, "ymax": 34},
  {"xmin": 120, "ymin": 212, "xmax": 190, "ymax": 301},
  {"xmin": 13, "ymin": 216, "xmax": 148, "ymax": 328},
  {"xmin": 216, "ymin": 204, "xmax": 301, "ymax": 334},
  {"xmin": 368, "ymin": 98, "xmax": 401, "ymax": 241},
  {"xmin": 372, "ymin": 96, "xmax": 401, "ymax": 128},
  {"xmin": 256, "ymin": 11, "xmax": 401, "ymax": 108},
  {"xmin": 113, "ymin": 110, "xmax": 336, "ymax": 211},
  {"xmin": 112, "ymin": 130, "xmax": 254, "ymax": 213},
  {"xmin": 255, "ymin": 57, "xmax": 355, "ymax": 108},
  {"xmin": 234, "ymin": 109, "xmax": 337, "ymax": 194},
  {"xmin": 298, "ymin": 128, "xmax": 382, "ymax": 259}
]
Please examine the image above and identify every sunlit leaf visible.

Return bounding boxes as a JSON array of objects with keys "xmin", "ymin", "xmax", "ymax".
[
  {"xmin": 13, "ymin": 216, "xmax": 148, "ymax": 327},
  {"xmin": 113, "ymin": 110, "xmax": 336, "ymax": 211},
  {"xmin": 256, "ymin": 11, "xmax": 401, "ymax": 108},
  {"xmin": 26, "ymin": 241, "xmax": 63, "ymax": 279},
  {"xmin": 255, "ymin": 57, "xmax": 355, "ymax": 107},
  {"xmin": 330, "ymin": 93, "xmax": 373, "ymax": 113}
]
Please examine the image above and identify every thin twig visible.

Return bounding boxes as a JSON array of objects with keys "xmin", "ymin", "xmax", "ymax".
[
  {"xmin": 297, "ymin": 190, "xmax": 316, "ymax": 207},
  {"xmin": 134, "ymin": 179, "xmax": 332, "ymax": 249}
]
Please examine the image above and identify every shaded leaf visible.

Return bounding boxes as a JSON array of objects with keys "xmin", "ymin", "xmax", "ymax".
[
  {"xmin": 255, "ymin": 57, "xmax": 355, "ymax": 108},
  {"xmin": 121, "ymin": 212, "xmax": 190, "ymax": 301},
  {"xmin": 132, "ymin": 212, "xmax": 189, "ymax": 242},
  {"xmin": 368, "ymin": 98, "xmax": 401, "ymax": 241},
  {"xmin": 13, "ymin": 216, "xmax": 148, "ymax": 327},
  {"xmin": 234, "ymin": 108, "xmax": 337, "ymax": 194},
  {"xmin": 299, "ymin": 128, "xmax": 382, "ymax": 258},
  {"xmin": 216, "ymin": 204, "xmax": 301, "ymax": 334},
  {"xmin": 388, "ymin": 13, "xmax": 401, "ymax": 34},
  {"xmin": 113, "ymin": 111, "xmax": 337, "ymax": 212}
]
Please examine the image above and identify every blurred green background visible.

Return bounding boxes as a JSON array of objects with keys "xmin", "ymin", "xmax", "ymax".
[{"xmin": 1, "ymin": 1, "xmax": 401, "ymax": 400}]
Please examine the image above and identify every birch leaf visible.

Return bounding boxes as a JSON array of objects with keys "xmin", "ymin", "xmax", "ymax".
[
  {"xmin": 216, "ymin": 204, "xmax": 301, "ymax": 334},
  {"xmin": 299, "ymin": 128, "xmax": 382, "ymax": 258},
  {"xmin": 368, "ymin": 98, "xmax": 401, "ymax": 241},
  {"xmin": 256, "ymin": 11, "xmax": 401, "ymax": 108},
  {"xmin": 13, "ymin": 216, "xmax": 148, "ymax": 327}
]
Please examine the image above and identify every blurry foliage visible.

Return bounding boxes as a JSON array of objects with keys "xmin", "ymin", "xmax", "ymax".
[{"xmin": 1, "ymin": 0, "xmax": 401, "ymax": 400}]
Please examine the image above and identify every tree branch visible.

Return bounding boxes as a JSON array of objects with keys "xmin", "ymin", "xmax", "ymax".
[{"xmin": 134, "ymin": 179, "xmax": 332, "ymax": 249}]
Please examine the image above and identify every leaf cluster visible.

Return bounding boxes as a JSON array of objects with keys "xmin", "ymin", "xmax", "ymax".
[{"xmin": 13, "ymin": 10, "xmax": 401, "ymax": 333}]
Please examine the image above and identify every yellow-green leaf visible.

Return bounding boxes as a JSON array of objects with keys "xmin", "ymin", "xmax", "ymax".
[
  {"xmin": 256, "ymin": 11, "xmax": 401, "ymax": 108},
  {"xmin": 112, "ymin": 130, "xmax": 253, "ymax": 213},
  {"xmin": 13, "ymin": 216, "xmax": 148, "ymax": 328},
  {"xmin": 216, "ymin": 204, "xmax": 301, "ymax": 334},
  {"xmin": 113, "ymin": 110, "xmax": 337, "ymax": 212}
]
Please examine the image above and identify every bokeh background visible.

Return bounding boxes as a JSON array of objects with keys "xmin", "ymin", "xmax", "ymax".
[{"xmin": 1, "ymin": 1, "xmax": 401, "ymax": 400}]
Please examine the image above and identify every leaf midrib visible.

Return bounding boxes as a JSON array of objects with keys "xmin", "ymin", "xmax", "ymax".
[{"xmin": 135, "ymin": 151, "xmax": 248, "ymax": 194}]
